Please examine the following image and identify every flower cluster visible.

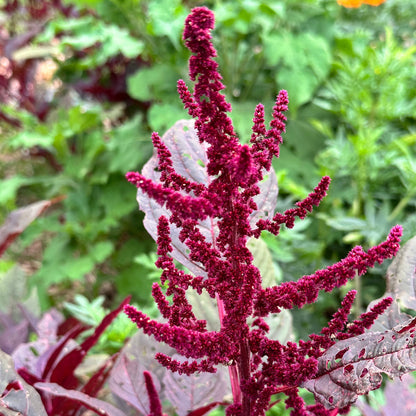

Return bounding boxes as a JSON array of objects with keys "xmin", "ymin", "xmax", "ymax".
[{"xmin": 125, "ymin": 7, "xmax": 401, "ymax": 416}]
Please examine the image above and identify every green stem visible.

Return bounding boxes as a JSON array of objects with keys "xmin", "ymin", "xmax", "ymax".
[{"xmin": 389, "ymin": 191, "xmax": 416, "ymax": 221}]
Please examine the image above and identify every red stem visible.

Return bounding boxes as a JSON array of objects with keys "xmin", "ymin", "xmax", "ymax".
[
  {"xmin": 239, "ymin": 339, "xmax": 251, "ymax": 416},
  {"xmin": 216, "ymin": 293, "xmax": 242, "ymax": 404}
]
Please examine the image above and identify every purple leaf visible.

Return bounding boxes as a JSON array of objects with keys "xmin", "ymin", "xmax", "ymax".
[
  {"xmin": 302, "ymin": 319, "xmax": 416, "ymax": 409},
  {"xmin": 12, "ymin": 310, "xmax": 78, "ymax": 379},
  {"xmin": 385, "ymin": 234, "xmax": 416, "ymax": 310},
  {"xmin": 163, "ymin": 354, "xmax": 227, "ymax": 416},
  {"xmin": 113, "ymin": 323, "xmax": 175, "ymax": 379},
  {"xmin": 35, "ymin": 382, "xmax": 126, "ymax": 416},
  {"xmin": 109, "ymin": 355, "xmax": 160, "ymax": 415},
  {"xmin": 382, "ymin": 373, "xmax": 416, "ymax": 415},
  {"xmin": 0, "ymin": 314, "xmax": 29, "ymax": 355},
  {"xmin": 365, "ymin": 300, "xmax": 411, "ymax": 333},
  {"xmin": 365, "ymin": 235, "xmax": 416, "ymax": 332},
  {"xmin": 0, "ymin": 200, "xmax": 52, "ymax": 257},
  {"xmin": 355, "ymin": 373, "xmax": 416, "ymax": 416},
  {"xmin": 109, "ymin": 329, "xmax": 175, "ymax": 415},
  {"xmin": 0, "ymin": 350, "xmax": 47, "ymax": 416},
  {"xmin": 137, "ymin": 119, "xmax": 278, "ymax": 276},
  {"xmin": 36, "ymin": 309, "xmax": 64, "ymax": 341},
  {"xmin": 80, "ymin": 354, "xmax": 119, "ymax": 400}
]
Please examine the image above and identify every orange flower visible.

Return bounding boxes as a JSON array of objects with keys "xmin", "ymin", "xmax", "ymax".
[{"xmin": 337, "ymin": 0, "xmax": 386, "ymax": 7}]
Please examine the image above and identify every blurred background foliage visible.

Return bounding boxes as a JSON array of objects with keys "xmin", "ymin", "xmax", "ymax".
[{"xmin": 1, "ymin": 0, "xmax": 416, "ymax": 344}]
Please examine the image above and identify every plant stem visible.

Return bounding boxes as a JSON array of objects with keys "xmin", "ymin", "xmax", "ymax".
[
  {"xmin": 239, "ymin": 339, "xmax": 251, "ymax": 415},
  {"xmin": 216, "ymin": 293, "xmax": 242, "ymax": 404}
]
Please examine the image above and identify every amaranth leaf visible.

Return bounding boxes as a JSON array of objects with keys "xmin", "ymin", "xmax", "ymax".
[
  {"xmin": 365, "ymin": 234, "xmax": 416, "ymax": 332},
  {"xmin": 163, "ymin": 354, "xmax": 227, "ymax": 416},
  {"xmin": 35, "ymin": 382, "xmax": 125, "ymax": 416},
  {"xmin": 0, "ymin": 349, "xmax": 47, "ymax": 416},
  {"xmin": 302, "ymin": 318, "xmax": 416, "ymax": 409}
]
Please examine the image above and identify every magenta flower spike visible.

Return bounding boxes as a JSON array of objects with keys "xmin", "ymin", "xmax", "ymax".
[{"xmin": 125, "ymin": 7, "xmax": 404, "ymax": 416}]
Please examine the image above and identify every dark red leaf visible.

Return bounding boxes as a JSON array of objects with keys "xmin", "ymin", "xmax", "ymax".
[
  {"xmin": 187, "ymin": 401, "xmax": 227, "ymax": 416},
  {"xmin": 35, "ymin": 382, "xmax": 126, "ymax": 416},
  {"xmin": 61, "ymin": 354, "xmax": 120, "ymax": 416},
  {"xmin": 41, "ymin": 323, "xmax": 88, "ymax": 384},
  {"xmin": 49, "ymin": 296, "xmax": 130, "ymax": 387}
]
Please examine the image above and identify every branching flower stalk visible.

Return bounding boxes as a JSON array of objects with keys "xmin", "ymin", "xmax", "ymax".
[{"xmin": 124, "ymin": 7, "xmax": 402, "ymax": 416}]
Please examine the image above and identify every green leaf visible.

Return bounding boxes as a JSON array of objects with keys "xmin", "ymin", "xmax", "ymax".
[
  {"xmin": 98, "ymin": 178, "xmax": 138, "ymax": 220},
  {"xmin": 127, "ymin": 64, "xmax": 179, "ymax": 101},
  {"xmin": 147, "ymin": 0, "xmax": 188, "ymax": 49},
  {"xmin": 107, "ymin": 114, "xmax": 150, "ymax": 173},
  {"xmin": 276, "ymin": 66, "xmax": 318, "ymax": 110},
  {"xmin": 300, "ymin": 32, "xmax": 331, "ymax": 80},
  {"xmin": 263, "ymin": 33, "xmax": 289, "ymax": 67},
  {"xmin": 90, "ymin": 241, "xmax": 114, "ymax": 263},
  {"xmin": 10, "ymin": 130, "xmax": 53, "ymax": 149},
  {"xmin": 64, "ymin": 256, "xmax": 95, "ymax": 280},
  {"xmin": 62, "ymin": 0, "xmax": 101, "ymax": 6},
  {"xmin": 68, "ymin": 106, "xmax": 101, "ymax": 134},
  {"xmin": 319, "ymin": 215, "xmax": 368, "ymax": 232},
  {"xmin": 148, "ymin": 103, "xmax": 189, "ymax": 133},
  {"xmin": 0, "ymin": 177, "xmax": 33, "ymax": 204},
  {"xmin": 12, "ymin": 45, "xmax": 60, "ymax": 61},
  {"xmin": 248, "ymin": 237, "xmax": 277, "ymax": 287},
  {"xmin": 101, "ymin": 26, "xmax": 144, "ymax": 59},
  {"xmin": 264, "ymin": 31, "xmax": 331, "ymax": 109}
]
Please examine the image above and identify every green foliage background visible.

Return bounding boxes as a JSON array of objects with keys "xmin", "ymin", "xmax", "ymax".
[
  {"xmin": 1, "ymin": 0, "xmax": 416, "ymax": 374},
  {"xmin": 1, "ymin": 0, "xmax": 416, "ymax": 414}
]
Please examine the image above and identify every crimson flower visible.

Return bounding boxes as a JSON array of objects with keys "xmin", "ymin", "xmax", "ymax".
[{"xmin": 125, "ymin": 6, "xmax": 401, "ymax": 416}]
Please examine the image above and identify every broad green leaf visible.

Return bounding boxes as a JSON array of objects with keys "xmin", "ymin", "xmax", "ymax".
[
  {"xmin": 248, "ymin": 237, "xmax": 276, "ymax": 288},
  {"xmin": 108, "ymin": 114, "xmax": 150, "ymax": 173},
  {"xmin": 319, "ymin": 216, "xmax": 368, "ymax": 232},
  {"xmin": 101, "ymin": 26, "xmax": 144, "ymax": 58},
  {"xmin": 147, "ymin": 0, "xmax": 188, "ymax": 49},
  {"xmin": 127, "ymin": 64, "xmax": 179, "ymax": 102},
  {"xmin": 263, "ymin": 33, "xmax": 289, "ymax": 67},
  {"xmin": 64, "ymin": 256, "xmax": 95, "ymax": 281},
  {"xmin": 0, "ymin": 176, "xmax": 33, "ymax": 204},
  {"xmin": 148, "ymin": 103, "xmax": 189, "ymax": 133},
  {"xmin": 276, "ymin": 67, "xmax": 317, "ymax": 110},
  {"xmin": 90, "ymin": 241, "xmax": 114, "ymax": 263},
  {"xmin": 10, "ymin": 130, "xmax": 53, "ymax": 149}
]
